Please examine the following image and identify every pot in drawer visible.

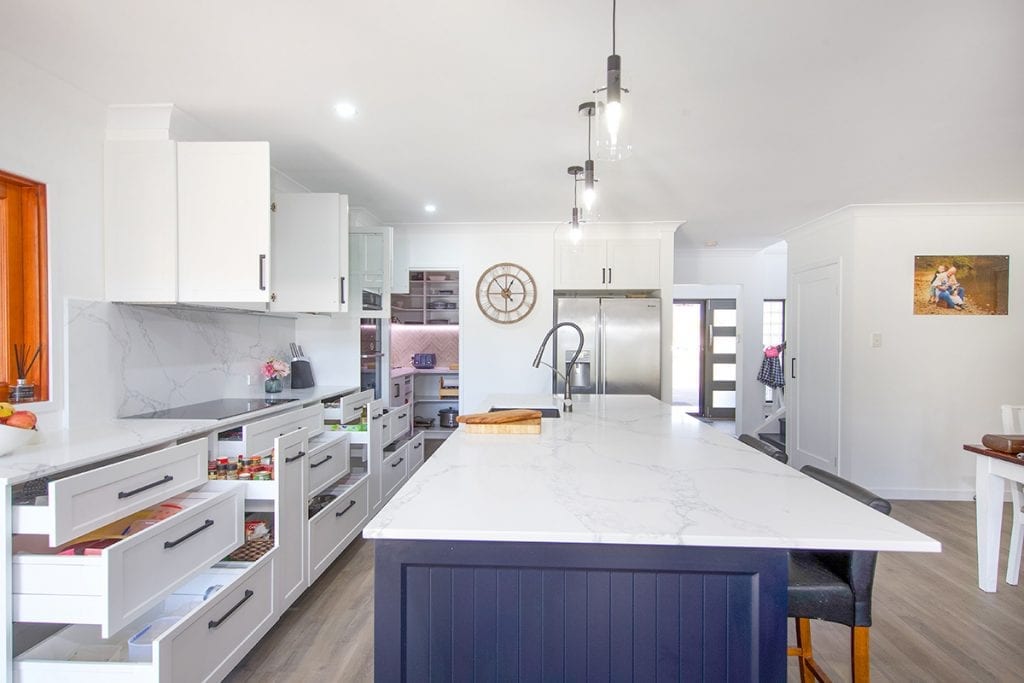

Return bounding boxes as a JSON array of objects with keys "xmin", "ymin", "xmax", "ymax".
[
  {"xmin": 12, "ymin": 437, "xmax": 208, "ymax": 546},
  {"xmin": 14, "ymin": 559, "xmax": 274, "ymax": 683},
  {"xmin": 13, "ymin": 484, "xmax": 245, "ymax": 637}
]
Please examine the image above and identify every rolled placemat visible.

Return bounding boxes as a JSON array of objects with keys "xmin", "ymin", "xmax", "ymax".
[{"xmin": 982, "ymin": 434, "xmax": 1024, "ymax": 454}]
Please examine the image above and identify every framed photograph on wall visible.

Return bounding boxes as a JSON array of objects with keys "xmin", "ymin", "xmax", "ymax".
[{"xmin": 914, "ymin": 255, "xmax": 1009, "ymax": 315}]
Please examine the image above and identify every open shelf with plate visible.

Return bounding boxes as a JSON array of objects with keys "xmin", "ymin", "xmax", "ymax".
[{"xmin": 391, "ymin": 270, "xmax": 459, "ymax": 325}]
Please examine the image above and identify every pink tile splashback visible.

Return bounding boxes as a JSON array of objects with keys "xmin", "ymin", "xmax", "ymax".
[{"xmin": 391, "ymin": 325, "xmax": 459, "ymax": 367}]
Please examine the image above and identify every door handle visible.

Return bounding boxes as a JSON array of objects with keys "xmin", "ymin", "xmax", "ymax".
[
  {"xmin": 208, "ymin": 589, "xmax": 254, "ymax": 629},
  {"xmin": 791, "ymin": 358, "xmax": 797, "ymax": 379},
  {"xmin": 258, "ymin": 254, "xmax": 267, "ymax": 291},
  {"xmin": 118, "ymin": 475, "xmax": 173, "ymax": 499},
  {"xmin": 608, "ymin": 267, "xmax": 612, "ymax": 284},
  {"xmin": 601, "ymin": 268, "xmax": 606, "ymax": 284},
  {"xmin": 164, "ymin": 519, "xmax": 215, "ymax": 549}
]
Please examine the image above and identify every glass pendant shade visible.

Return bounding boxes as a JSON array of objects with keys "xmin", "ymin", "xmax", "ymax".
[{"xmin": 595, "ymin": 55, "xmax": 632, "ymax": 161}]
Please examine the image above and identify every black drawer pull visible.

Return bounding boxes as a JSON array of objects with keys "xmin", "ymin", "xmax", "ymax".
[
  {"xmin": 310, "ymin": 454, "xmax": 333, "ymax": 468},
  {"xmin": 164, "ymin": 519, "xmax": 214, "ymax": 549},
  {"xmin": 413, "ymin": 443, "xmax": 422, "ymax": 449},
  {"xmin": 372, "ymin": 413, "xmax": 383, "ymax": 421},
  {"xmin": 398, "ymin": 413, "xmax": 408, "ymax": 419},
  {"xmin": 118, "ymin": 475, "xmax": 173, "ymax": 499},
  {"xmin": 391, "ymin": 457, "xmax": 404, "ymax": 468},
  {"xmin": 208, "ymin": 589, "xmax": 254, "ymax": 629},
  {"xmin": 285, "ymin": 450, "xmax": 306, "ymax": 464},
  {"xmin": 335, "ymin": 500, "xmax": 357, "ymax": 517}
]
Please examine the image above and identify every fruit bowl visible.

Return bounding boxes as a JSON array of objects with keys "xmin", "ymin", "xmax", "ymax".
[{"xmin": 0, "ymin": 424, "xmax": 38, "ymax": 456}]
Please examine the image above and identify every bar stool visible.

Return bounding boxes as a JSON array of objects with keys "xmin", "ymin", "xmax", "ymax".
[
  {"xmin": 738, "ymin": 433, "xmax": 788, "ymax": 464},
  {"xmin": 1001, "ymin": 404, "xmax": 1024, "ymax": 584},
  {"xmin": 787, "ymin": 466, "xmax": 891, "ymax": 682}
]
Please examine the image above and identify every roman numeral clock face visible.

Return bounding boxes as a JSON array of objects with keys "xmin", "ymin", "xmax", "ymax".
[{"xmin": 475, "ymin": 262, "xmax": 537, "ymax": 324}]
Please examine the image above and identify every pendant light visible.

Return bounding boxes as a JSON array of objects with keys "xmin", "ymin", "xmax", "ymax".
[
  {"xmin": 594, "ymin": 0, "xmax": 631, "ymax": 160},
  {"xmin": 567, "ymin": 165, "xmax": 584, "ymax": 242},
  {"xmin": 579, "ymin": 102, "xmax": 598, "ymax": 211}
]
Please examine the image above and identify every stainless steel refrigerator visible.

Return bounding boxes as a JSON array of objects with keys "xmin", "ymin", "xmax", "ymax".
[{"xmin": 553, "ymin": 297, "xmax": 661, "ymax": 398}]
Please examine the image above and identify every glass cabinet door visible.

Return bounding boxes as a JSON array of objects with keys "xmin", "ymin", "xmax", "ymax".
[{"xmin": 350, "ymin": 231, "xmax": 388, "ymax": 317}]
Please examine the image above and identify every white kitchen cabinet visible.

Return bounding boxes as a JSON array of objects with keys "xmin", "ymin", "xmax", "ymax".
[
  {"xmin": 380, "ymin": 441, "xmax": 409, "ymax": 503},
  {"xmin": 270, "ymin": 192, "xmax": 350, "ymax": 313},
  {"xmin": 554, "ymin": 238, "xmax": 661, "ymax": 290},
  {"xmin": 177, "ymin": 142, "xmax": 271, "ymax": 303},
  {"xmin": 349, "ymin": 228, "xmax": 392, "ymax": 318},
  {"xmin": 273, "ymin": 428, "xmax": 308, "ymax": 613},
  {"xmin": 104, "ymin": 140, "xmax": 272, "ymax": 305},
  {"xmin": 307, "ymin": 477, "xmax": 369, "ymax": 584}
]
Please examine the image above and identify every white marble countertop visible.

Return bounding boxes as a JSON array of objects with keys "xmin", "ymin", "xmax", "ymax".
[
  {"xmin": 0, "ymin": 385, "xmax": 359, "ymax": 486},
  {"xmin": 364, "ymin": 394, "xmax": 941, "ymax": 552}
]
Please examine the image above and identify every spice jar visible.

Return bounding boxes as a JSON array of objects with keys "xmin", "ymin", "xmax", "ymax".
[{"xmin": 226, "ymin": 464, "xmax": 239, "ymax": 480}]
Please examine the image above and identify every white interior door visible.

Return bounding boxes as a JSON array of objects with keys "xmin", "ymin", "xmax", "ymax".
[{"xmin": 791, "ymin": 261, "xmax": 841, "ymax": 474}]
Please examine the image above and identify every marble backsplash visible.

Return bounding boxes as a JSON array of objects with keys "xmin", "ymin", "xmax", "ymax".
[
  {"xmin": 390, "ymin": 325, "xmax": 459, "ymax": 368},
  {"xmin": 66, "ymin": 299, "xmax": 296, "ymax": 425}
]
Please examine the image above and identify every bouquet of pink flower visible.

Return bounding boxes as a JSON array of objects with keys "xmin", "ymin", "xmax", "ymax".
[{"xmin": 261, "ymin": 358, "xmax": 290, "ymax": 380}]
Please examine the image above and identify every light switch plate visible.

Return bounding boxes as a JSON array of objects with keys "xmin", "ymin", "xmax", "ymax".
[{"xmin": 870, "ymin": 333, "xmax": 882, "ymax": 348}]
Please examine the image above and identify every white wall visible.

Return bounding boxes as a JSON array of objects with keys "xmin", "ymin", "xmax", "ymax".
[
  {"xmin": 787, "ymin": 204, "xmax": 1024, "ymax": 499},
  {"xmin": 390, "ymin": 224, "xmax": 558, "ymax": 413},
  {"xmin": 0, "ymin": 49, "xmax": 107, "ymax": 428},
  {"xmin": 673, "ymin": 246, "xmax": 788, "ymax": 435}
]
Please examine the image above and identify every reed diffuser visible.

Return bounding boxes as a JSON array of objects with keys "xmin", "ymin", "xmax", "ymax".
[{"xmin": 11, "ymin": 344, "xmax": 41, "ymax": 403}]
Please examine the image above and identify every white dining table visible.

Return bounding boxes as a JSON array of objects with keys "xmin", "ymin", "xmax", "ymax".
[{"xmin": 967, "ymin": 444, "xmax": 1024, "ymax": 591}]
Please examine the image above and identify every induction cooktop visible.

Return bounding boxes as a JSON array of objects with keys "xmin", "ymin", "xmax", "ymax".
[{"xmin": 124, "ymin": 397, "xmax": 299, "ymax": 420}]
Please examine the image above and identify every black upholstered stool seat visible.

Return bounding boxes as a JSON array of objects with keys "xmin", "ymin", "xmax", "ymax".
[{"xmin": 788, "ymin": 551, "xmax": 856, "ymax": 626}]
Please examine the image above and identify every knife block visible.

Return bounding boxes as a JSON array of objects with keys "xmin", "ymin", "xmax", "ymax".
[{"xmin": 290, "ymin": 358, "xmax": 314, "ymax": 389}]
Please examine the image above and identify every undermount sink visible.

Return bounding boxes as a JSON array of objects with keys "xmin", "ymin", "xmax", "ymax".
[{"xmin": 489, "ymin": 407, "xmax": 561, "ymax": 418}]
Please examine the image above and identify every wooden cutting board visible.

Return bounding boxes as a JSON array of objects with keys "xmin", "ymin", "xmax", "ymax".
[{"xmin": 463, "ymin": 418, "xmax": 541, "ymax": 434}]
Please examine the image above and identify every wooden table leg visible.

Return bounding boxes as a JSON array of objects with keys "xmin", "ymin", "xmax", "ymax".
[{"xmin": 976, "ymin": 455, "xmax": 1005, "ymax": 592}]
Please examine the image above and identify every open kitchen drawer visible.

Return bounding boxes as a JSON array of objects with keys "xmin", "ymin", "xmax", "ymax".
[
  {"xmin": 12, "ymin": 438, "xmax": 208, "ymax": 547},
  {"xmin": 307, "ymin": 473, "xmax": 369, "ymax": 583},
  {"xmin": 214, "ymin": 405, "xmax": 323, "ymax": 459},
  {"xmin": 12, "ymin": 484, "xmax": 245, "ymax": 637},
  {"xmin": 15, "ymin": 557, "xmax": 274, "ymax": 683},
  {"xmin": 306, "ymin": 431, "xmax": 351, "ymax": 499},
  {"xmin": 323, "ymin": 389, "xmax": 373, "ymax": 424}
]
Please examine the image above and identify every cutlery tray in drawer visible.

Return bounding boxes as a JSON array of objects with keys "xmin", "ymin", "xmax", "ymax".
[{"xmin": 13, "ymin": 484, "xmax": 245, "ymax": 637}]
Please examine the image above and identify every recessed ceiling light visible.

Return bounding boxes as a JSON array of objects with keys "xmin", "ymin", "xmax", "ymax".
[
  {"xmin": 704, "ymin": 240, "xmax": 718, "ymax": 247},
  {"xmin": 334, "ymin": 102, "xmax": 358, "ymax": 119},
  {"xmin": 424, "ymin": 204, "xmax": 437, "ymax": 213}
]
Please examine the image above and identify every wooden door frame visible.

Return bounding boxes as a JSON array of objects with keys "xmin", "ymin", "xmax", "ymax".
[{"xmin": 0, "ymin": 169, "xmax": 49, "ymax": 401}]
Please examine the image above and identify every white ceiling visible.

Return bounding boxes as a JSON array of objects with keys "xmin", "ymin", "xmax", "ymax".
[{"xmin": 2, "ymin": 0, "xmax": 1022, "ymax": 248}]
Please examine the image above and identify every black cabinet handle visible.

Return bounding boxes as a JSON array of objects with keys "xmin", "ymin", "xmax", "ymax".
[
  {"xmin": 398, "ymin": 412, "xmax": 408, "ymax": 419},
  {"xmin": 393, "ymin": 383, "xmax": 400, "ymax": 398},
  {"xmin": 164, "ymin": 519, "xmax": 214, "ymax": 549},
  {"xmin": 608, "ymin": 267, "xmax": 612, "ymax": 283},
  {"xmin": 285, "ymin": 450, "xmax": 306, "ymax": 464},
  {"xmin": 335, "ymin": 500, "xmax": 357, "ymax": 517},
  {"xmin": 340, "ymin": 275, "xmax": 346, "ymax": 304},
  {"xmin": 258, "ymin": 254, "xmax": 267, "ymax": 291},
  {"xmin": 118, "ymin": 475, "xmax": 173, "ymax": 500},
  {"xmin": 310, "ymin": 454, "xmax": 333, "ymax": 469},
  {"xmin": 208, "ymin": 589, "xmax": 254, "ymax": 629},
  {"xmin": 372, "ymin": 413, "xmax": 383, "ymax": 421},
  {"xmin": 791, "ymin": 358, "xmax": 797, "ymax": 379},
  {"xmin": 413, "ymin": 443, "xmax": 422, "ymax": 449},
  {"xmin": 601, "ymin": 267, "xmax": 606, "ymax": 284},
  {"xmin": 391, "ymin": 457, "xmax": 404, "ymax": 468}
]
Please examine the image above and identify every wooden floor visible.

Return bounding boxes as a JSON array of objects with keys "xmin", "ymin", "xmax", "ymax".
[{"xmin": 225, "ymin": 501, "xmax": 1024, "ymax": 682}]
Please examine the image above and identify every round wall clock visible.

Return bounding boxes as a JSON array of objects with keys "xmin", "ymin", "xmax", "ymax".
[{"xmin": 476, "ymin": 262, "xmax": 537, "ymax": 324}]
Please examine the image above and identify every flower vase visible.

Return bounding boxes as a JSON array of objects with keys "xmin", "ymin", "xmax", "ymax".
[{"xmin": 264, "ymin": 377, "xmax": 283, "ymax": 394}]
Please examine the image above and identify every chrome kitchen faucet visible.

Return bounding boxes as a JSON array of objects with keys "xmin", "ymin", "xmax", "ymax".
[{"xmin": 532, "ymin": 322, "xmax": 584, "ymax": 413}]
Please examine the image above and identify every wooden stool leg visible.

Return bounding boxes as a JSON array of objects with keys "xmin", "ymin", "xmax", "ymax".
[
  {"xmin": 851, "ymin": 626, "xmax": 870, "ymax": 682},
  {"xmin": 795, "ymin": 618, "xmax": 816, "ymax": 683}
]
